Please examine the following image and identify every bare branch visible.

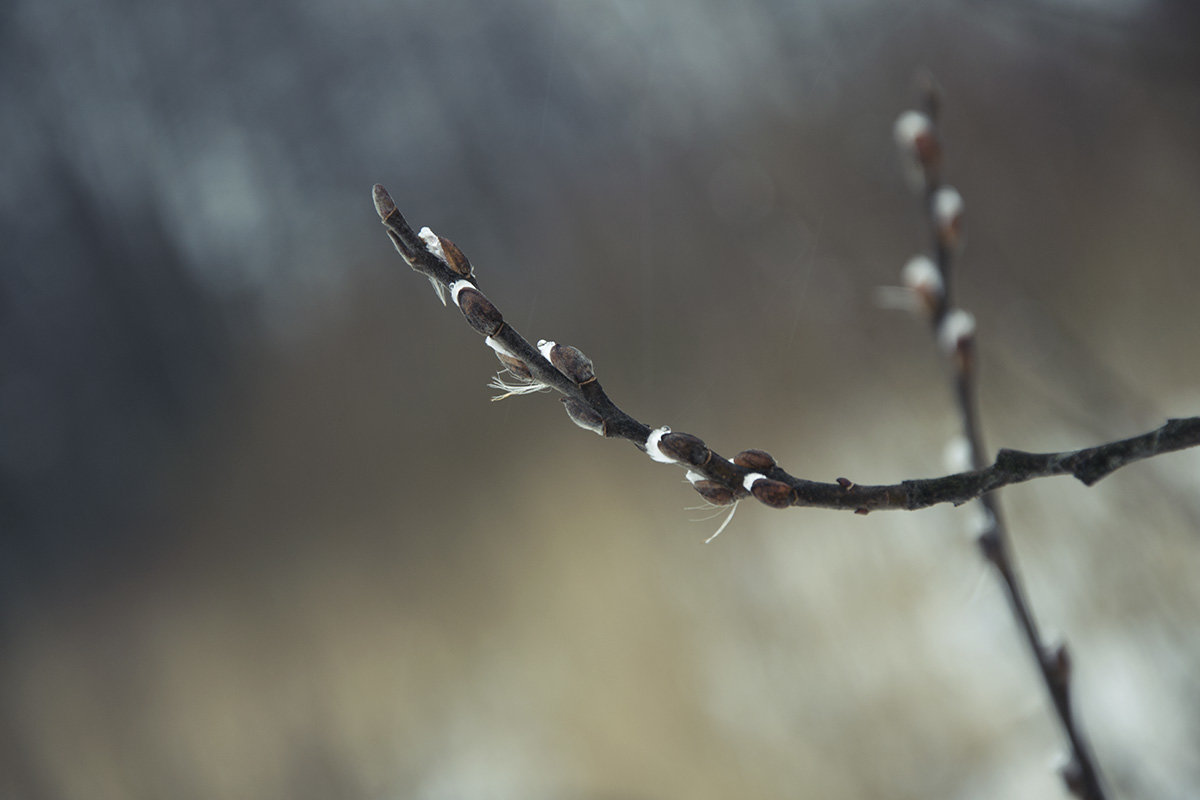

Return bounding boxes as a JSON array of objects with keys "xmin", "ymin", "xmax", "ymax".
[{"xmin": 370, "ymin": 184, "xmax": 1199, "ymax": 522}]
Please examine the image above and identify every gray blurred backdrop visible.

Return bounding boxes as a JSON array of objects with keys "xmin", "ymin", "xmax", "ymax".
[{"xmin": 2, "ymin": 1, "xmax": 1199, "ymax": 798}]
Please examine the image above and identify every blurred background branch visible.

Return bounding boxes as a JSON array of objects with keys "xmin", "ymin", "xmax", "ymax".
[{"xmin": 2, "ymin": 2, "xmax": 1199, "ymax": 799}]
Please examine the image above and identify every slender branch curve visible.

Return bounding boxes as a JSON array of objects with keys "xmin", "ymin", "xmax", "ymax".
[{"xmin": 371, "ymin": 183, "xmax": 1200, "ymax": 516}]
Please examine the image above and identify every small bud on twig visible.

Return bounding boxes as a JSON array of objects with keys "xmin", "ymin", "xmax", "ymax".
[
  {"xmin": 562, "ymin": 398, "xmax": 605, "ymax": 436},
  {"xmin": 657, "ymin": 432, "xmax": 711, "ymax": 467},
  {"xmin": 933, "ymin": 186, "xmax": 965, "ymax": 252},
  {"xmin": 937, "ymin": 308, "xmax": 975, "ymax": 358},
  {"xmin": 494, "ymin": 351, "xmax": 532, "ymax": 379},
  {"xmin": 901, "ymin": 255, "xmax": 944, "ymax": 316},
  {"xmin": 452, "ymin": 283, "xmax": 504, "ymax": 336},
  {"xmin": 747, "ymin": 476, "xmax": 793, "ymax": 509},
  {"xmin": 690, "ymin": 479, "xmax": 737, "ymax": 506},
  {"xmin": 734, "ymin": 449, "xmax": 776, "ymax": 471},
  {"xmin": 372, "ymin": 183, "xmax": 397, "ymax": 221},
  {"xmin": 548, "ymin": 343, "xmax": 596, "ymax": 384},
  {"xmin": 894, "ymin": 110, "xmax": 941, "ymax": 187},
  {"xmin": 437, "ymin": 235, "xmax": 473, "ymax": 277}
]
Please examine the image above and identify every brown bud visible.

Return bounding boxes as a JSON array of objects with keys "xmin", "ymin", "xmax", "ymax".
[
  {"xmin": 913, "ymin": 129, "xmax": 941, "ymax": 175},
  {"xmin": 549, "ymin": 344, "xmax": 595, "ymax": 384},
  {"xmin": 1060, "ymin": 760, "xmax": 1085, "ymax": 796},
  {"xmin": 437, "ymin": 235, "xmax": 473, "ymax": 277},
  {"xmin": 494, "ymin": 351, "xmax": 532, "ymax": 380},
  {"xmin": 562, "ymin": 398, "xmax": 604, "ymax": 436},
  {"xmin": 1048, "ymin": 642, "xmax": 1072, "ymax": 685},
  {"xmin": 734, "ymin": 449, "xmax": 776, "ymax": 471},
  {"xmin": 657, "ymin": 432, "xmax": 710, "ymax": 467},
  {"xmin": 692, "ymin": 480, "xmax": 735, "ymax": 506},
  {"xmin": 454, "ymin": 286, "xmax": 503, "ymax": 336},
  {"xmin": 836, "ymin": 477, "xmax": 854, "ymax": 490},
  {"xmin": 750, "ymin": 478, "xmax": 792, "ymax": 509},
  {"xmin": 372, "ymin": 183, "xmax": 397, "ymax": 221}
]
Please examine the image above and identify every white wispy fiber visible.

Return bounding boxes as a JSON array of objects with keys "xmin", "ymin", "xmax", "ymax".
[{"xmin": 487, "ymin": 371, "xmax": 547, "ymax": 401}]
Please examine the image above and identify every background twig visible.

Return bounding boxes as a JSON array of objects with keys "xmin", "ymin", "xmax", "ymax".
[{"xmin": 894, "ymin": 76, "xmax": 1108, "ymax": 799}]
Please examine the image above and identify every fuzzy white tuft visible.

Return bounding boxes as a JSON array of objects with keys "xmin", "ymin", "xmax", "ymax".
[
  {"xmin": 646, "ymin": 426, "xmax": 676, "ymax": 463},
  {"xmin": 902, "ymin": 255, "xmax": 943, "ymax": 295},
  {"xmin": 938, "ymin": 308, "xmax": 976, "ymax": 354},
  {"xmin": 893, "ymin": 110, "xmax": 933, "ymax": 150},
  {"xmin": 449, "ymin": 279, "xmax": 473, "ymax": 308},
  {"xmin": 418, "ymin": 227, "xmax": 448, "ymax": 264},
  {"xmin": 485, "ymin": 336, "xmax": 516, "ymax": 358},
  {"xmin": 933, "ymin": 187, "xmax": 964, "ymax": 227},
  {"xmin": 536, "ymin": 339, "xmax": 556, "ymax": 361},
  {"xmin": 943, "ymin": 434, "xmax": 972, "ymax": 473},
  {"xmin": 742, "ymin": 472, "xmax": 766, "ymax": 492}
]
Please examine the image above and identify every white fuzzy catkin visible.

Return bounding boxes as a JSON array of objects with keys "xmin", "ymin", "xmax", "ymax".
[
  {"xmin": 902, "ymin": 255, "xmax": 943, "ymax": 296},
  {"xmin": 938, "ymin": 309, "xmax": 976, "ymax": 354},
  {"xmin": 418, "ymin": 227, "xmax": 448, "ymax": 264},
  {"xmin": 933, "ymin": 187, "xmax": 964, "ymax": 228},
  {"xmin": 485, "ymin": 336, "xmax": 516, "ymax": 358},
  {"xmin": 893, "ymin": 110, "xmax": 933, "ymax": 151},
  {"xmin": 742, "ymin": 472, "xmax": 766, "ymax": 491},
  {"xmin": 646, "ymin": 426, "xmax": 677, "ymax": 463}
]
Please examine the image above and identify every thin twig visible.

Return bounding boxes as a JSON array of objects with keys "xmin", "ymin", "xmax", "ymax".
[
  {"xmin": 897, "ymin": 75, "xmax": 1108, "ymax": 799},
  {"xmin": 370, "ymin": 184, "xmax": 1199, "ymax": 526}
]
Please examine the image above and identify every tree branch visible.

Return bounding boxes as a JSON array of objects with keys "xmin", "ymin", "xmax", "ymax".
[
  {"xmin": 895, "ymin": 76, "xmax": 1109, "ymax": 799},
  {"xmin": 370, "ymin": 184, "xmax": 1200, "ymax": 521}
]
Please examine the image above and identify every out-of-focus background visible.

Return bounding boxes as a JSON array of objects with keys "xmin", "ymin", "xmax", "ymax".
[{"xmin": 3, "ymin": 1, "xmax": 1199, "ymax": 798}]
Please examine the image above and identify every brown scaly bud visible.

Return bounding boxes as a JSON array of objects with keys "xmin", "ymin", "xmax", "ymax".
[
  {"xmin": 734, "ymin": 449, "xmax": 776, "ymax": 471},
  {"xmin": 494, "ymin": 350, "xmax": 532, "ymax": 380},
  {"xmin": 657, "ymin": 432, "xmax": 710, "ymax": 467},
  {"xmin": 562, "ymin": 397, "xmax": 604, "ymax": 436},
  {"xmin": 543, "ymin": 342, "xmax": 595, "ymax": 384},
  {"xmin": 372, "ymin": 183, "xmax": 397, "ymax": 222},
  {"xmin": 1047, "ymin": 642, "xmax": 1072, "ymax": 687},
  {"xmin": 691, "ymin": 479, "xmax": 736, "ymax": 506},
  {"xmin": 749, "ymin": 478, "xmax": 793, "ymax": 509},
  {"xmin": 1060, "ymin": 760, "xmax": 1085, "ymax": 797},
  {"xmin": 451, "ymin": 282, "xmax": 503, "ymax": 336},
  {"xmin": 436, "ymin": 235, "xmax": 473, "ymax": 277},
  {"xmin": 836, "ymin": 477, "xmax": 855, "ymax": 490}
]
